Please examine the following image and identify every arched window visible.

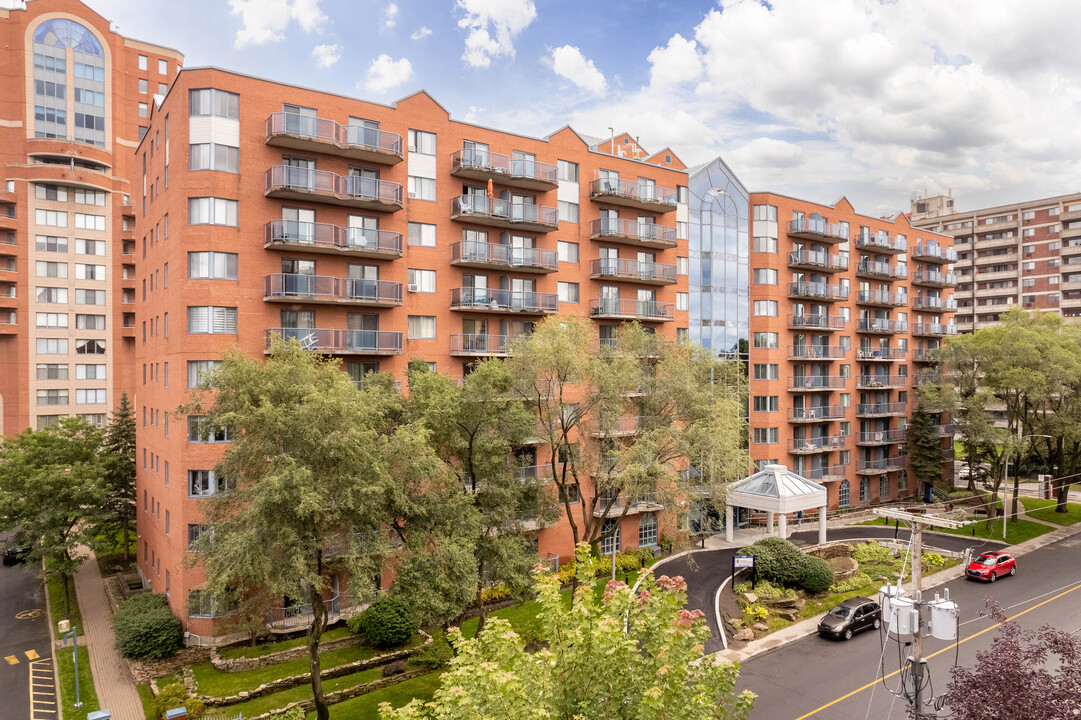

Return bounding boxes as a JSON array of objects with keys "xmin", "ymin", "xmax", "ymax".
[
  {"xmin": 600, "ymin": 519, "xmax": 621, "ymax": 556},
  {"xmin": 860, "ymin": 477, "xmax": 871, "ymax": 503},
  {"xmin": 898, "ymin": 469, "xmax": 908, "ymax": 491},
  {"xmin": 34, "ymin": 18, "xmax": 104, "ymax": 55},
  {"xmin": 879, "ymin": 476, "xmax": 890, "ymax": 500},
  {"xmin": 839, "ymin": 479, "xmax": 850, "ymax": 508},
  {"xmin": 638, "ymin": 513, "xmax": 657, "ymax": 548}
]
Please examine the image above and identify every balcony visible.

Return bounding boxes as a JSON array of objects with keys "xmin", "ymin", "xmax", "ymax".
[
  {"xmin": 449, "ymin": 148, "xmax": 558, "ymax": 191},
  {"xmin": 855, "ymin": 347, "xmax": 905, "ymax": 361},
  {"xmin": 450, "ymin": 241, "xmax": 558, "ymax": 273},
  {"xmin": 264, "ymin": 328, "xmax": 403, "ymax": 355},
  {"xmin": 856, "ymin": 260, "xmax": 907, "ymax": 281},
  {"xmin": 911, "ymin": 322, "xmax": 958, "ymax": 338},
  {"xmin": 856, "ymin": 456, "xmax": 905, "ymax": 475},
  {"xmin": 593, "ymin": 492, "xmax": 665, "ymax": 518},
  {"xmin": 787, "ymin": 218, "xmax": 849, "ymax": 244},
  {"xmin": 0, "ymin": 206, "xmax": 15, "ymax": 231},
  {"xmin": 789, "ymin": 434, "xmax": 847, "ymax": 454},
  {"xmin": 857, "ymin": 318, "xmax": 906, "ymax": 334},
  {"xmin": 855, "ymin": 232, "xmax": 906, "ymax": 254},
  {"xmin": 449, "ymin": 333, "xmax": 511, "ymax": 356},
  {"xmin": 264, "ymin": 220, "xmax": 403, "ymax": 259},
  {"xmin": 1062, "ymin": 226, "xmax": 1081, "ymax": 240},
  {"xmin": 589, "ymin": 258, "xmax": 677, "ymax": 285},
  {"xmin": 0, "ymin": 316, "xmax": 15, "ymax": 334},
  {"xmin": 857, "ymin": 429, "xmax": 907, "ymax": 446},
  {"xmin": 265, "ymin": 166, "xmax": 403, "ymax": 211},
  {"xmin": 911, "ymin": 244, "xmax": 958, "ymax": 264},
  {"xmin": 857, "ymin": 374, "xmax": 907, "ymax": 390},
  {"xmin": 788, "ymin": 405, "xmax": 846, "ymax": 422},
  {"xmin": 787, "ymin": 281, "xmax": 848, "ymax": 302},
  {"xmin": 450, "ymin": 195, "xmax": 558, "ymax": 233},
  {"xmin": 787, "ymin": 313, "xmax": 845, "ymax": 331},
  {"xmin": 263, "ymin": 274, "xmax": 403, "ymax": 307},
  {"xmin": 973, "ymin": 269, "xmax": 1018, "ymax": 283},
  {"xmin": 936, "ymin": 424, "xmax": 957, "ymax": 437},
  {"xmin": 911, "ymin": 296, "xmax": 957, "ymax": 312},
  {"xmin": 912, "ymin": 347, "xmax": 941, "ymax": 362},
  {"xmin": 788, "ymin": 249, "xmax": 848, "ymax": 273},
  {"xmin": 589, "ymin": 218, "xmax": 677, "ymax": 249},
  {"xmin": 788, "ymin": 345, "xmax": 846, "ymax": 361},
  {"xmin": 856, "ymin": 289, "xmax": 907, "ymax": 308},
  {"xmin": 975, "ymin": 234, "xmax": 1019, "ymax": 250},
  {"xmin": 589, "ymin": 298, "xmax": 674, "ymax": 322},
  {"xmin": 450, "ymin": 287, "xmax": 558, "ymax": 315},
  {"xmin": 1060, "ymin": 240, "xmax": 1081, "ymax": 255},
  {"xmin": 265, "ymin": 112, "xmax": 404, "ymax": 165},
  {"xmin": 802, "ymin": 465, "xmax": 848, "ymax": 482},
  {"xmin": 913, "ymin": 270, "xmax": 957, "ymax": 288},
  {"xmin": 786, "ymin": 375, "xmax": 846, "ymax": 392},
  {"xmin": 856, "ymin": 402, "xmax": 908, "ymax": 418},
  {"xmin": 974, "ymin": 250, "xmax": 1019, "ymax": 265},
  {"xmin": 591, "ymin": 416, "xmax": 641, "ymax": 438},
  {"xmin": 589, "ymin": 178, "xmax": 677, "ymax": 213}
]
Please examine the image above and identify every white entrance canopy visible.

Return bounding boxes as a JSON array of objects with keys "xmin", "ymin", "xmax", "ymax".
[{"xmin": 725, "ymin": 464, "xmax": 829, "ymax": 544}]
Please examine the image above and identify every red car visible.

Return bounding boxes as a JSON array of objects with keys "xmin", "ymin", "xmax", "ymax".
[{"xmin": 966, "ymin": 551, "xmax": 1016, "ymax": 582}]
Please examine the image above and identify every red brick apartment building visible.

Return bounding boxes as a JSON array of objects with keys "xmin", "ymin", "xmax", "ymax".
[
  {"xmin": 747, "ymin": 194, "xmax": 957, "ymax": 511},
  {"xmin": 910, "ymin": 192, "xmax": 1081, "ymax": 330},
  {"xmin": 0, "ymin": 0, "xmax": 181, "ymax": 436},
  {"xmin": 132, "ymin": 67, "xmax": 698, "ymax": 633}
]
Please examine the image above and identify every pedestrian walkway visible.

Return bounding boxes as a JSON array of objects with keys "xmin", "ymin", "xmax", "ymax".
[{"xmin": 72, "ymin": 548, "xmax": 143, "ymax": 720}]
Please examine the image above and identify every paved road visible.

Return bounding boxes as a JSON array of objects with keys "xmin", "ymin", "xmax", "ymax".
[
  {"xmin": 659, "ymin": 528, "xmax": 1005, "ymax": 654},
  {"xmin": 737, "ymin": 532, "xmax": 1081, "ymax": 719},
  {"xmin": 0, "ymin": 539, "xmax": 56, "ymax": 720}
]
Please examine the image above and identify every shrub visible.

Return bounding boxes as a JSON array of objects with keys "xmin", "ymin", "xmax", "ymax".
[
  {"xmin": 751, "ymin": 579, "xmax": 782, "ymax": 599},
  {"xmin": 407, "ymin": 634, "xmax": 452, "ymax": 670},
  {"xmin": 852, "ymin": 541, "xmax": 894, "ymax": 566},
  {"xmin": 798, "ymin": 555, "xmax": 835, "ymax": 594},
  {"xmin": 555, "ymin": 562, "xmax": 576, "ymax": 586},
  {"xmin": 593, "ymin": 557, "xmax": 613, "ymax": 578},
  {"xmin": 274, "ymin": 708, "xmax": 306, "ymax": 720},
  {"xmin": 732, "ymin": 581, "xmax": 752, "ymax": 595},
  {"xmin": 617, "ymin": 550, "xmax": 646, "ymax": 573},
  {"xmin": 479, "ymin": 584, "xmax": 511, "ymax": 605},
  {"xmin": 153, "ymin": 682, "xmax": 205, "ymax": 719},
  {"xmin": 346, "ymin": 612, "xmax": 365, "ymax": 635},
  {"xmin": 113, "ymin": 593, "xmax": 183, "ymax": 660},
  {"xmin": 745, "ymin": 604, "xmax": 768, "ymax": 622},
  {"xmin": 357, "ymin": 595, "xmax": 418, "ymax": 649},
  {"xmin": 923, "ymin": 553, "xmax": 945, "ymax": 568},
  {"xmin": 829, "ymin": 573, "xmax": 873, "ymax": 594},
  {"xmin": 740, "ymin": 537, "xmax": 806, "ymax": 587}
]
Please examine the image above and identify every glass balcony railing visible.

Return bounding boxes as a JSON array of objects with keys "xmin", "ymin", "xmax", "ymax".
[
  {"xmin": 450, "ymin": 241, "xmax": 557, "ymax": 271},
  {"xmin": 589, "ymin": 218, "xmax": 677, "ymax": 245},
  {"xmin": 589, "ymin": 298, "xmax": 675, "ymax": 321},
  {"xmin": 264, "ymin": 220, "xmax": 403, "ymax": 255},
  {"xmin": 450, "ymin": 287, "xmax": 558, "ymax": 313},
  {"xmin": 263, "ymin": 274, "xmax": 402, "ymax": 304},
  {"xmin": 266, "ymin": 112, "xmax": 404, "ymax": 157},
  {"xmin": 589, "ymin": 177, "xmax": 677, "ymax": 207},
  {"xmin": 264, "ymin": 328, "xmax": 403, "ymax": 354},
  {"xmin": 590, "ymin": 257, "xmax": 677, "ymax": 282},
  {"xmin": 450, "ymin": 148, "xmax": 558, "ymax": 184}
]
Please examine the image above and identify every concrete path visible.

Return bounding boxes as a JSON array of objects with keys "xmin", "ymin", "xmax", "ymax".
[{"xmin": 72, "ymin": 548, "xmax": 143, "ymax": 720}]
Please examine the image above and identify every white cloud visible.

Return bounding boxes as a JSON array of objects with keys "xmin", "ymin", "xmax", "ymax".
[
  {"xmin": 311, "ymin": 43, "xmax": 341, "ymax": 68},
  {"xmin": 551, "ymin": 46, "xmax": 607, "ymax": 96},
  {"xmin": 647, "ymin": 33, "xmax": 701, "ymax": 89},
  {"xmin": 364, "ymin": 54, "xmax": 413, "ymax": 93},
  {"xmin": 228, "ymin": 0, "xmax": 327, "ymax": 48},
  {"xmin": 382, "ymin": 3, "xmax": 398, "ymax": 30},
  {"xmin": 410, "ymin": 26, "xmax": 432, "ymax": 41},
  {"xmin": 728, "ymin": 137, "xmax": 804, "ymax": 169},
  {"xmin": 456, "ymin": 0, "xmax": 537, "ymax": 68}
]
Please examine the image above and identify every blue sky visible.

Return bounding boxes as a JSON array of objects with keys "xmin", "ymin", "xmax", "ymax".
[{"xmin": 85, "ymin": 0, "xmax": 1081, "ymax": 216}]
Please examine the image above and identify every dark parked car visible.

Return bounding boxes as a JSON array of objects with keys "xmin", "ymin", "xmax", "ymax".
[
  {"xmin": 2, "ymin": 545, "xmax": 31, "ymax": 566},
  {"xmin": 966, "ymin": 551, "xmax": 1016, "ymax": 582},
  {"xmin": 818, "ymin": 597, "xmax": 881, "ymax": 640}
]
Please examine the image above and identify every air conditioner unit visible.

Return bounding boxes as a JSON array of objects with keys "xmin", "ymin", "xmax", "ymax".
[
  {"xmin": 408, "ymin": 192, "xmax": 417, "ymax": 199},
  {"xmin": 407, "ymin": 283, "xmax": 418, "ymax": 292}
]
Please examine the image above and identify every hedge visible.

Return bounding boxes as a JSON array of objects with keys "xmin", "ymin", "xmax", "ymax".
[{"xmin": 113, "ymin": 593, "xmax": 183, "ymax": 661}]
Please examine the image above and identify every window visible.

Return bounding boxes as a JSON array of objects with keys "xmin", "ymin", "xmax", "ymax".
[
  {"xmin": 138, "ymin": 78, "xmax": 148, "ymax": 94},
  {"xmin": 753, "ymin": 300, "xmax": 778, "ymax": 317},
  {"xmin": 187, "ymin": 306, "xmax": 238, "ymax": 334},
  {"xmin": 677, "ymin": 257, "xmax": 689, "ymax": 276},
  {"xmin": 189, "ymin": 470, "xmax": 228, "ymax": 497},
  {"xmin": 408, "ymin": 222, "xmax": 436, "ymax": 246},
  {"xmin": 37, "ymin": 415, "xmax": 62, "ymax": 430},
  {"xmin": 138, "ymin": 54, "xmax": 148, "ymax": 70},
  {"xmin": 408, "ymin": 129, "xmax": 436, "ymax": 154},
  {"xmin": 753, "ymin": 427, "xmax": 779, "ymax": 444},
  {"xmin": 74, "ymin": 213, "xmax": 105, "ymax": 230},
  {"xmin": 599, "ymin": 519, "xmax": 621, "ymax": 556},
  {"xmin": 408, "ymin": 315, "xmax": 436, "ymax": 339},
  {"xmin": 407, "ymin": 176, "xmax": 435, "ymax": 201},
  {"xmin": 557, "ymin": 160, "xmax": 578, "ymax": 182},
  {"xmin": 187, "ymin": 360, "xmax": 221, "ymax": 387},
  {"xmin": 557, "ymin": 241, "xmax": 579, "ymax": 263},
  {"xmin": 753, "ymin": 396, "xmax": 779, "ymax": 412},
  {"xmin": 189, "ymin": 143, "xmax": 239, "ymax": 172},
  {"xmin": 189, "ymin": 88, "xmax": 239, "ymax": 119},
  {"xmin": 35, "ymin": 210, "xmax": 67, "ymax": 227},
  {"xmin": 558, "ymin": 282, "xmax": 579, "ymax": 303},
  {"xmin": 80, "ymin": 413, "xmax": 106, "ymax": 427},
  {"xmin": 898, "ymin": 471, "xmax": 907, "ymax": 491},
  {"xmin": 75, "ymin": 289, "xmax": 105, "ymax": 305},
  {"xmin": 158, "ymin": 82, "xmax": 168, "ymax": 95},
  {"xmin": 840, "ymin": 393, "xmax": 850, "ymax": 407},
  {"xmin": 158, "ymin": 59, "xmax": 168, "ymax": 74},
  {"xmin": 676, "ymin": 221, "xmax": 688, "ymax": 239},
  {"xmin": 753, "ymin": 205, "xmax": 778, "ymax": 221},
  {"xmin": 188, "ymin": 251, "xmax": 238, "ymax": 279},
  {"xmin": 75, "ymin": 264, "xmax": 105, "ymax": 280},
  {"xmin": 188, "ymin": 416, "xmax": 231, "ymax": 443},
  {"xmin": 36, "ymin": 338, "xmax": 68, "ymax": 354},
  {"xmin": 753, "ymin": 332, "xmax": 779, "ymax": 349},
  {"xmin": 187, "ymin": 524, "xmax": 205, "ymax": 549},
  {"xmin": 76, "ymin": 388, "xmax": 107, "ymax": 404},
  {"xmin": 76, "ymin": 364, "xmax": 106, "ymax": 380},
  {"xmin": 676, "ymin": 292, "xmax": 688, "ymax": 311},
  {"xmin": 557, "ymin": 201, "xmax": 579, "ymax": 223},
  {"xmin": 36, "ymin": 363, "xmax": 68, "ymax": 380},
  {"xmin": 839, "ymin": 480, "xmax": 850, "ymax": 507},
  {"xmin": 36, "ymin": 312, "xmax": 68, "ymax": 328},
  {"xmin": 753, "ymin": 268, "xmax": 778, "ymax": 285},
  {"xmin": 753, "ymin": 363, "xmax": 779, "ymax": 380},
  {"xmin": 638, "ymin": 513, "xmax": 658, "ymax": 547},
  {"xmin": 407, "ymin": 268, "xmax": 436, "ymax": 293},
  {"xmin": 677, "ymin": 186, "xmax": 689, "ymax": 204},
  {"xmin": 76, "ymin": 338, "xmax": 105, "ymax": 354},
  {"xmin": 37, "ymin": 389, "xmax": 68, "ymax": 406},
  {"xmin": 35, "ymin": 184, "xmax": 67, "ymax": 202},
  {"xmin": 188, "ymin": 197, "xmax": 238, "ymax": 226},
  {"xmin": 138, "ymin": 102, "xmax": 148, "ymax": 118},
  {"xmin": 73, "ymin": 188, "xmax": 106, "ymax": 206},
  {"xmin": 753, "ymin": 237, "xmax": 778, "ymax": 253},
  {"xmin": 76, "ymin": 239, "xmax": 105, "ymax": 255},
  {"xmin": 36, "ymin": 286, "xmax": 67, "ymax": 303},
  {"xmin": 860, "ymin": 477, "xmax": 871, "ymax": 503},
  {"xmin": 75, "ymin": 314, "xmax": 106, "ymax": 330},
  {"xmin": 36, "ymin": 235, "xmax": 67, "ymax": 252}
]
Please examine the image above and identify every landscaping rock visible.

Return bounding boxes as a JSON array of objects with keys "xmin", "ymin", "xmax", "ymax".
[
  {"xmin": 777, "ymin": 609, "xmax": 801, "ymax": 621},
  {"xmin": 733, "ymin": 628, "xmax": 755, "ymax": 642},
  {"xmin": 752, "ymin": 622, "xmax": 769, "ymax": 632},
  {"xmin": 742, "ymin": 592, "xmax": 758, "ymax": 604},
  {"xmin": 382, "ymin": 659, "xmax": 407, "ymax": 678}
]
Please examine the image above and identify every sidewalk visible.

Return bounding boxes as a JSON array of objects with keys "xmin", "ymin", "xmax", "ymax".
[{"xmin": 72, "ymin": 548, "xmax": 144, "ymax": 720}]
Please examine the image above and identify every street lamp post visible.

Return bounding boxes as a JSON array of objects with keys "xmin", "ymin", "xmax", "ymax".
[
  {"xmin": 1003, "ymin": 433, "xmax": 1053, "ymax": 540},
  {"xmin": 58, "ymin": 620, "xmax": 82, "ymax": 709}
]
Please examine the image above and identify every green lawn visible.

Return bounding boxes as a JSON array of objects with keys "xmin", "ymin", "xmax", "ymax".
[
  {"xmin": 953, "ymin": 440, "xmax": 966, "ymax": 460},
  {"xmin": 313, "ymin": 671, "xmax": 446, "ymax": 719},
  {"xmin": 192, "ymin": 633, "xmax": 424, "ymax": 697},
  {"xmin": 43, "ymin": 560, "xmax": 84, "ymax": 630},
  {"xmin": 1019, "ymin": 497, "xmax": 1081, "ymax": 526},
  {"xmin": 214, "ymin": 666, "xmax": 383, "ymax": 718},
  {"xmin": 219, "ymin": 625, "xmax": 354, "ymax": 660},
  {"xmin": 935, "ymin": 517, "xmax": 1055, "ymax": 544},
  {"xmin": 137, "ymin": 683, "xmax": 156, "ymax": 720},
  {"xmin": 56, "ymin": 644, "xmax": 101, "ymax": 717}
]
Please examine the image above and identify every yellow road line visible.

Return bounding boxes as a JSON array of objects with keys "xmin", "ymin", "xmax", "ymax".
[
  {"xmin": 4, "ymin": 655, "xmax": 17, "ymax": 665},
  {"xmin": 24, "ymin": 649, "xmax": 39, "ymax": 660},
  {"xmin": 792, "ymin": 581, "xmax": 1081, "ymax": 720}
]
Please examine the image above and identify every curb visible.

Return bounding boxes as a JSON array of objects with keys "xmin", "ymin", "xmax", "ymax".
[{"xmin": 41, "ymin": 559, "xmax": 64, "ymax": 720}]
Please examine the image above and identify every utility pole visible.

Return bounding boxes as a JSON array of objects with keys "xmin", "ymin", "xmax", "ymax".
[{"xmin": 874, "ymin": 508, "xmax": 966, "ymax": 718}]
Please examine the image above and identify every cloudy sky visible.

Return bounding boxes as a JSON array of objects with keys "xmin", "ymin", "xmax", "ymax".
[{"xmin": 84, "ymin": 0, "xmax": 1081, "ymax": 216}]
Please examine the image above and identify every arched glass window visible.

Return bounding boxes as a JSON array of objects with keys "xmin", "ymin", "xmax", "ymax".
[
  {"xmin": 600, "ymin": 519, "xmax": 621, "ymax": 556},
  {"xmin": 879, "ymin": 476, "xmax": 890, "ymax": 500},
  {"xmin": 839, "ymin": 479, "xmax": 850, "ymax": 508},
  {"xmin": 34, "ymin": 18, "xmax": 103, "ymax": 55},
  {"xmin": 638, "ymin": 513, "xmax": 657, "ymax": 548},
  {"xmin": 860, "ymin": 477, "xmax": 871, "ymax": 502}
]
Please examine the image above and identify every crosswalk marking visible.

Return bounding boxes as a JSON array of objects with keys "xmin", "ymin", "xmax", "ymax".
[{"xmin": 29, "ymin": 658, "xmax": 56, "ymax": 720}]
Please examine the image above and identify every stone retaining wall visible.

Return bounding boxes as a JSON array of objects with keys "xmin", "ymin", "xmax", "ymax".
[
  {"xmin": 128, "ymin": 647, "xmax": 214, "ymax": 684},
  {"xmin": 209, "ymin": 632, "xmax": 367, "ymax": 673},
  {"xmin": 244, "ymin": 669, "xmax": 429, "ymax": 720},
  {"xmin": 806, "ymin": 542, "xmax": 855, "ymax": 560}
]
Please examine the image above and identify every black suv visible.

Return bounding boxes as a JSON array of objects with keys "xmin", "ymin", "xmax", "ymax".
[
  {"xmin": 818, "ymin": 597, "xmax": 881, "ymax": 640},
  {"xmin": 2, "ymin": 545, "xmax": 31, "ymax": 566}
]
